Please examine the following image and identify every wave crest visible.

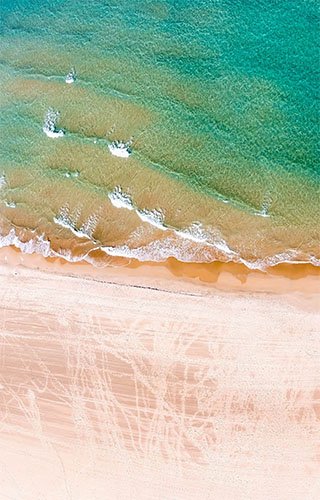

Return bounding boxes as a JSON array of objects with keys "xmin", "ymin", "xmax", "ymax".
[
  {"xmin": 0, "ymin": 228, "xmax": 319, "ymax": 272},
  {"xmin": 43, "ymin": 108, "xmax": 65, "ymax": 138},
  {"xmin": 136, "ymin": 208, "xmax": 167, "ymax": 231},
  {"xmin": 53, "ymin": 204, "xmax": 99, "ymax": 240},
  {"xmin": 108, "ymin": 186, "xmax": 134, "ymax": 211},
  {"xmin": 0, "ymin": 173, "xmax": 7, "ymax": 189}
]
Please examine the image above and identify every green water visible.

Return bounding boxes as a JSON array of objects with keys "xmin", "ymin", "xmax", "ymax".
[{"xmin": 0, "ymin": 0, "xmax": 319, "ymax": 268}]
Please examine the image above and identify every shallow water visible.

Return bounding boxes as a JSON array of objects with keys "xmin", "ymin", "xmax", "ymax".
[{"xmin": 0, "ymin": 0, "xmax": 319, "ymax": 269}]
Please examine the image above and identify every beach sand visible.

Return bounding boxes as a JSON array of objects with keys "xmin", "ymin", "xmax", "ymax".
[{"xmin": 0, "ymin": 247, "xmax": 319, "ymax": 500}]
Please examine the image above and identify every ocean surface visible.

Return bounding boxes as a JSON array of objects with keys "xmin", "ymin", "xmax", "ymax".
[{"xmin": 0, "ymin": 0, "xmax": 319, "ymax": 269}]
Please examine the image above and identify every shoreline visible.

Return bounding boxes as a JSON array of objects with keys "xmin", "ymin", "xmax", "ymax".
[{"xmin": 1, "ymin": 245, "xmax": 319, "ymax": 298}]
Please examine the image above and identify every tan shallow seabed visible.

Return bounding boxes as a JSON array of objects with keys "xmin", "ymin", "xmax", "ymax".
[{"xmin": 0, "ymin": 248, "xmax": 319, "ymax": 500}]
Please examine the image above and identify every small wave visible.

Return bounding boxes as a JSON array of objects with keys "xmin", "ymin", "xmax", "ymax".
[
  {"xmin": 54, "ymin": 216, "xmax": 91, "ymax": 239},
  {"xmin": 4, "ymin": 201, "xmax": 16, "ymax": 208},
  {"xmin": 257, "ymin": 190, "xmax": 272, "ymax": 218},
  {"xmin": 213, "ymin": 239, "xmax": 237, "ymax": 256},
  {"xmin": 102, "ymin": 239, "xmax": 319, "ymax": 270},
  {"xmin": 174, "ymin": 222, "xmax": 237, "ymax": 257},
  {"xmin": 240, "ymin": 251, "xmax": 320, "ymax": 269},
  {"xmin": 108, "ymin": 141, "xmax": 131, "ymax": 158},
  {"xmin": 43, "ymin": 108, "xmax": 65, "ymax": 139},
  {"xmin": 65, "ymin": 171, "xmax": 80, "ymax": 179},
  {"xmin": 0, "ymin": 228, "xmax": 94, "ymax": 263},
  {"xmin": 79, "ymin": 213, "xmax": 99, "ymax": 238},
  {"xmin": 102, "ymin": 225, "xmax": 238, "ymax": 263},
  {"xmin": 0, "ymin": 228, "xmax": 53, "ymax": 258},
  {"xmin": 136, "ymin": 208, "xmax": 168, "ymax": 231},
  {"xmin": 107, "ymin": 188, "xmax": 167, "ymax": 229},
  {"xmin": 175, "ymin": 222, "xmax": 208, "ymax": 243},
  {"xmin": 65, "ymin": 67, "xmax": 76, "ymax": 84},
  {"xmin": 310, "ymin": 255, "xmax": 320, "ymax": 267},
  {"xmin": 43, "ymin": 129, "xmax": 65, "ymax": 139},
  {"xmin": 108, "ymin": 186, "xmax": 134, "ymax": 210},
  {"xmin": 0, "ymin": 227, "xmax": 318, "ymax": 271},
  {"xmin": 109, "ymin": 198, "xmax": 237, "ymax": 259},
  {"xmin": 53, "ymin": 204, "xmax": 98, "ymax": 240},
  {"xmin": 0, "ymin": 173, "xmax": 6, "ymax": 189},
  {"xmin": 132, "ymin": 208, "xmax": 237, "ymax": 258},
  {"xmin": 101, "ymin": 237, "xmax": 213, "ymax": 262},
  {"xmin": 256, "ymin": 211, "xmax": 271, "ymax": 218}
]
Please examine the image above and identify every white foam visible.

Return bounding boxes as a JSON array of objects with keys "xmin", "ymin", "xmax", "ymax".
[
  {"xmin": 53, "ymin": 216, "xmax": 90, "ymax": 239},
  {"xmin": 108, "ymin": 141, "xmax": 131, "ymax": 158},
  {"xmin": 0, "ymin": 226, "xmax": 318, "ymax": 271},
  {"xmin": 65, "ymin": 76, "xmax": 75, "ymax": 84},
  {"xmin": 174, "ymin": 222, "xmax": 237, "ymax": 257},
  {"xmin": 101, "ymin": 238, "xmax": 320, "ymax": 270},
  {"xmin": 0, "ymin": 228, "xmax": 96, "ymax": 263},
  {"xmin": 43, "ymin": 128, "xmax": 65, "ymax": 138},
  {"xmin": 0, "ymin": 228, "xmax": 53, "ymax": 257},
  {"xmin": 136, "ymin": 208, "xmax": 168, "ymax": 231},
  {"xmin": 310, "ymin": 255, "xmax": 320, "ymax": 267},
  {"xmin": 175, "ymin": 222, "xmax": 208, "ymax": 243},
  {"xmin": 108, "ymin": 186, "xmax": 134, "ymax": 211},
  {"xmin": 239, "ymin": 250, "xmax": 301, "ymax": 270},
  {"xmin": 257, "ymin": 211, "xmax": 271, "ymax": 218},
  {"xmin": 213, "ymin": 239, "xmax": 237, "ymax": 256},
  {"xmin": 65, "ymin": 171, "xmax": 79, "ymax": 178},
  {"xmin": 43, "ymin": 108, "xmax": 65, "ymax": 139},
  {"xmin": 102, "ymin": 235, "xmax": 215, "ymax": 263},
  {"xmin": 53, "ymin": 204, "xmax": 97, "ymax": 240},
  {"xmin": 79, "ymin": 213, "xmax": 99, "ymax": 238},
  {"xmin": 4, "ymin": 201, "xmax": 16, "ymax": 208},
  {"xmin": 0, "ymin": 173, "xmax": 6, "ymax": 189},
  {"xmin": 258, "ymin": 190, "xmax": 272, "ymax": 218},
  {"xmin": 65, "ymin": 68, "xmax": 76, "ymax": 84}
]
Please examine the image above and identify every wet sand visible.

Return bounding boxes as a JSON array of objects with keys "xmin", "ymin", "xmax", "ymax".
[{"xmin": 0, "ymin": 247, "xmax": 319, "ymax": 499}]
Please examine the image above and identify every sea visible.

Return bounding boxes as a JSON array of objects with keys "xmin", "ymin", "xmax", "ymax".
[{"xmin": 0, "ymin": 0, "xmax": 319, "ymax": 269}]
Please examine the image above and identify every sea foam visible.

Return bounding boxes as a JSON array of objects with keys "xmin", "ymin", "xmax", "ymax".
[
  {"xmin": 174, "ymin": 222, "xmax": 237, "ymax": 257},
  {"xmin": 0, "ymin": 228, "xmax": 96, "ymax": 263},
  {"xmin": 0, "ymin": 173, "xmax": 6, "ymax": 189},
  {"xmin": 108, "ymin": 186, "xmax": 134, "ymax": 210},
  {"xmin": 4, "ymin": 201, "xmax": 16, "ymax": 208},
  {"xmin": 1, "ymin": 227, "xmax": 318, "ymax": 271},
  {"xmin": 175, "ymin": 222, "xmax": 208, "ymax": 243},
  {"xmin": 108, "ymin": 141, "xmax": 131, "ymax": 158},
  {"xmin": 43, "ymin": 108, "xmax": 65, "ymax": 138},
  {"xmin": 0, "ymin": 228, "xmax": 53, "ymax": 258},
  {"xmin": 257, "ymin": 191, "xmax": 272, "ymax": 218},
  {"xmin": 53, "ymin": 205, "xmax": 98, "ymax": 240},
  {"xmin": 65, "ymin": 67, "xmax": 76, "ymax": 84},
  {"xmin": 101, "ymin": 237, "xmax": 213, "ymax": 262},
  {"xmin": 136, "ymin": 208, "xmax": 168, "ymax": 231}
]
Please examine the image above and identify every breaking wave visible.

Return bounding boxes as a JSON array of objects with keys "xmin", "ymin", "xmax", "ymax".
[
  {"xmin": 106, "ymin": 189, "xmax": 237, "ymax": 256},
  {"xmin": 0, "ymin": 173, "xmax": 7, "ymax": 189},
  {"xmin": 1, "ymin": 184, "xmax": 318, "ymax": 270},
  {"xmin": 108, "ymin": 186, "xmax": 134, "ymax": 210},
  {"xmin": 1, "ymin": 226, "xmax": 319, "ymax": 272},
  {"xmin": 53, "ymin": 204, "xmax": 99, "ymax": 240},
  {"xmin": 43, "ymin": 108, "xmax": 65, "ymax": 138},
  {"xmin": 136, "ymin": 208, "xmax": 167, "ymax": 231}
]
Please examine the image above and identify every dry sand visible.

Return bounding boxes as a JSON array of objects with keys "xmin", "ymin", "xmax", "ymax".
[{"xmin": 0, "ymin": 247, "xmax": 319, "ymax": 500}]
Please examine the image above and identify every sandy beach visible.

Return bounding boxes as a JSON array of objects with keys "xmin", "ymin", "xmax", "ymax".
[{"xmin": 0, "ymin": 247, "xmax": 319, "ymax": 500}]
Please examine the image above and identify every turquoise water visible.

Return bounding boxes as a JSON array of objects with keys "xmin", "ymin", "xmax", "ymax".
[{"xmin": 0, "ymin": 0, "xmax": 319, "ymax": 268}]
